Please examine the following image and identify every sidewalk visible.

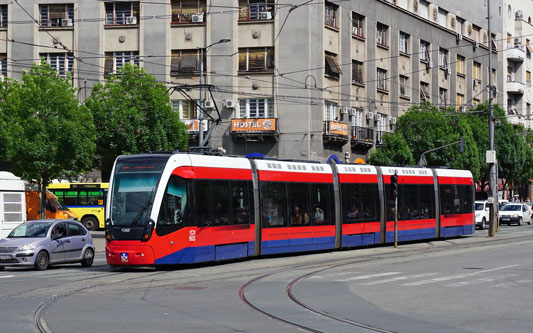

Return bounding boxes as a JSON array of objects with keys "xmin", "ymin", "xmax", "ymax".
[{"xmin": 90, "ymin": 231, "xmax": 106, "ymax": 253}]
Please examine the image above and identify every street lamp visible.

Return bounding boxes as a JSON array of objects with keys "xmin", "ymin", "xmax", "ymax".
[{"xmin": 199, "ymin": 38, "xmax": 231, "ymax": 147}]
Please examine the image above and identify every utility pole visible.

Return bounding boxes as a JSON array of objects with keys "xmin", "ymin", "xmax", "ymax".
[
  {"xmin": 487, "ymin": 0, "xmax": 498, "ymax": 237},
  {"xmin": 391, "ymin": 171, "xmax": 398, "ymax": 248}
]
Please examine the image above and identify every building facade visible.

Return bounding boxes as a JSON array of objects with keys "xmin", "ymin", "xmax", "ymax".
[{"xmin": 2, "ymin": 0, "xmax": 504, "ymax": 161}]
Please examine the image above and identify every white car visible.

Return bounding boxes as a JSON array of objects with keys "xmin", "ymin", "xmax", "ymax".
[
  {"xmin": 474, "ymin": 201, "xmax": 489, "ymax": 229},
  {"xmin": 499, "ymin": 204, "xmax": 531, "ymax": 226}
]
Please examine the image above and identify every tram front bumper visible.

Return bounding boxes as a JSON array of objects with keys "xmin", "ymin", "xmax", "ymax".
[{"xmin": 106, "ymin": 244, "xmax": 155, "ymax": 265}]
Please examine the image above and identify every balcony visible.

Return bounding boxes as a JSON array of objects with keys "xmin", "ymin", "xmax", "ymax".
[
  {"xmin": 351, "ymin": 126, "xmax": 374, "ymax": 150},
  {"xmin": 323, "ymin": 121, "xmax": 349, "ymax": 145},
  {"xmin": 507, "ymin": 80, "xmax": 525, "ymax": 94},
  {"xmin": 506, "ymin": 46, "xmax": 525, "ymax": 62},
  {"xmin": 230, "ymin": 118, "xmax": 278, "ymax": 141}
]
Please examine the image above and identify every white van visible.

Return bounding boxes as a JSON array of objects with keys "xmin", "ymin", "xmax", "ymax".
[
  {"xmin": 0, "ymin": 172, "xmax": 26, "ymax": 238},
  {"xmin": 474, "ymin": 201, "xmax": 489, "ymax": 230}
]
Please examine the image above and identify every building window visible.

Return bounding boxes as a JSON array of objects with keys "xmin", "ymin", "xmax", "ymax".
[
  {"xmin": 377, "ymin": 68, "xmax": 387, "ymax": 91},
  {"xmin": 172, "ymin": 100, "xmax": 197, "ymax": 120},
  {"xmin": 350, "ymin": 108, "xmax": 363, "ymax": 127},
  {"xmin": 238, "ymin": 0, "xmax": 274, "ymax": 21},
  {"xmin": 325, "ymin": 2, "xmax": 338, "ymax": 28},
  {"xmin": 40, "ymin": 53, "xmax": 74, "ymax": 77},
  {"xmin": 324, "ymin": 101, "xmax": 336, "ymax": 121},
  {"xmin": 507, "ymin": 66, "xmax": 512, "ymax": 82},
  {"xmin": 507, "ymin": 33, "xmax": 512, "ymax": 49},
  {"xmin": 325, "ymin": 52, "xmax": 341, "ymax": 79},
  {"xmin": 0, "ymin": 6, "xmax": 6, "ymax": 28},
  {"xmin": 456, "ymin": 93, "xmax": 464, "ymax": 111},
  {"xmin": 400, "ymin": 75, "xmax": 409, "ymax": 97},
  {"xmin": 238, "ymin": 47, "xmax": 274, "ymax": 72},
  {"xmin": 473, "ymin": 62, "xmax": 481, "ymax": 81},
  {"xmin": 472, "ymin": 25, "xmax": 480, "ymax": 42},
  {"xmin": 420, "ymin": 82, "xmax": 430, "ymax": 102},
  {"xmin": 527, "ymin": 71, "xmax": 531, "ymax": 87},
  {"xmin": 439, "ymin": 48, "xmax": 448, "ymax": 68},
  {"xmin": 239, "ymin": 98, "xmax": 274, "ymax": 118},
  {"xmin": 0, "ymin": 54, "xmax": 7, "ymax": 77},
  {"xmin": 420, "ymin": 40, "xmax": 430, "ymax": 62},
  {"xmin": 40, "ymin": 4, "xmax": 74, "ymax": 27},
  {"xmin": 352, "ymin": 60, "xmax": 363, "ymax": 85},
  {"xmin": 377, "ymin": 114, "xmax": 387, "ymax": 133},
  {"xmin": 104, "ymin": 51, "xmax": 139, "ymax": 76},
  {"xmin": 171, "ymin": 0, "xmax": 206, "ymax": 24},
  {"xmin": 439, "ymin": 88, "xmax": 447, "ymax": 106},
  {"xmin": 491, "ymin": 33, "xmax": 498, "ymax": 51},
  {"xmin": 399, "ymin": 32, "xmax": 409, "ymax": 54},
  {"xmin": 352, "ymin": 12, "xmax": 364, "ymax": 38},
  {"xmin": 171, "ymin": 49, "xmax": 205, "ymax": 75},
  {"xmin": 473, "ymin": 99, "xmax": 480, "ymax": 106},
  {"xmin": 456, "ymin": 55, "xmax": 465, "ymax": 75},
  {"xmin": 105, "ymin": 2, "xmax": 139, "ymax": 25},
  {"xmin": 377, "ymin": 23, "xmax": 388, "ymax": 47},
  {"xmin": 526, "ymin": 39, "xmax": 532, "ymax": 57}
]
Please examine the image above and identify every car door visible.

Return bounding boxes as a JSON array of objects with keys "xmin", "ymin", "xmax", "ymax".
[
  {"xmin": 522, "ymin": 205, "xmax": 530, "ymax": 223},
  {"xmin": 49, "ymin": 223, "xmax": 67, "ymax": 263},
  {"xmin": 66, "ymin": 222, "xmax": 86, "ymax": 260}
]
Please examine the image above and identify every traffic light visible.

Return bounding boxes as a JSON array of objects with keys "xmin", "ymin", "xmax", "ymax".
[
  {"xmin": 391, "ymin": 172, "xmax": 398, "ymax": 198},
  {"xmin": 459, "ymin": 136, "xmax": 465, "ymax": 153}
]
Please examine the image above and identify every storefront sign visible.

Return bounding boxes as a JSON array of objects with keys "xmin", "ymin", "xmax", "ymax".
[{"xmin": 231, "ymin": 118, "xmax": 277, "ymax": 133}]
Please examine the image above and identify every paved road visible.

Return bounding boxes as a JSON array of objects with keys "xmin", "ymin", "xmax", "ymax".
[{"xmin": 1, "ymin": 225, "xmax": 532, "ymax": 333}]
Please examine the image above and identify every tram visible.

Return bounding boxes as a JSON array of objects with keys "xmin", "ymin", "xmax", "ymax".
[{"xmin": 105, "ymin": 152, "xmax": 474, "ymax": 266}]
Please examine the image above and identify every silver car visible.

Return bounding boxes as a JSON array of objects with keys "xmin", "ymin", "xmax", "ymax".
[{"xmin": 0, "ymin": 219, "xmax": 95, "ymax": 270}]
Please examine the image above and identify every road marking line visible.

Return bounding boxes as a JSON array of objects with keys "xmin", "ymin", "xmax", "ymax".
[
  {"xmin": 0, "ymin": 275, "xmax": 14, "ymax": 279},
  {"xmin": 359, "ymin": 273, "xmax": 438, "ymax": 285},
  {"xmin": 402, "ymin": 265, "xmax": 518, "ymax": 286},
  {"xmin": 309, "ymin": 271, "xmax": 359, "ymax": 279},
  {"xmin": 336, "ymin": 272, "xmax": 401, "ymax": 282},
  {"xmin": 447, "ymin": 274, "xmax": 515, "ymax": 287}
]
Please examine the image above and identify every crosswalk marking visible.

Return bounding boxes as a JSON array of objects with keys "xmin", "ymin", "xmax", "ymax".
[
  {"xmin": 359, "ymin": 273, "xmax": 438, "ymax": 285},
  {"xmin": 336, "ymin": 272, "xmax": 401, "ymax": 282},
  {"xmin": 402, "ymin": 265, "xmax": 518, "ymax": 286},
  {"xmin": 447, "ymin": 274, "xmax": 514, "ymax": 287}
]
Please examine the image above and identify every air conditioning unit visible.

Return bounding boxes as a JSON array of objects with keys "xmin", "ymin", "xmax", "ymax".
[
  {"xmin": 192, "ymin": 14, "xmax": 204, "ymax": 23},
  {"xmin": 224, "ymin": 100, "xmax": 236, "ymax": 109},
  {"xmin": 445, "ymin": 67, "xmax": 452, "ymax": 75},
  {"xmin": 349, "ymin": 108, "xmax": 357, "ymax": 116},
  {"xmin": 375, "ymin": 113, "xmax": 382, "ymax": 122},
  {"xmin": 366, "ymin": 112, "xmax": 374, "ymax": 120},
  {"xmin": 126, "ymin": 16, "xmax": 137, "ymax": 25},
  {"xmin": 474, "ymin": 41, "xmax": 479, "ymax": 49},
  {"xmin": 390, "ymin": 117, "xmax": 397, "ymax": 124},
  {"xmin": 457, "ymin": 33, "xmax": 463, "ymax": 41},
  {"xmin": 61, "ymin": 18, "xmax": 73, "ymax": 27},
  {"xmin": 260, "ymin": 12, "xmax": 272, "ymax": 20},
  {"xmin": 516, "ymin": 10, "xmax": 523, "ymax": 20},
  {"xmin": 514, "ymin": 38, "xmax": 522, "ymax": 47},
  {"xmin": 340, "ymin": 107, "xmax": 348, "ymax": 115},
  {"xmin": 204, "ymin": 100, "xmax": 215, "ymax": 109},
  {"xmin": 427, "ymin": 61, "xmax": 434, "ymax": 69}
]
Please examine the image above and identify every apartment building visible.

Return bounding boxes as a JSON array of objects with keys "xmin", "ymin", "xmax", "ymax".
[
  {"xmin": 2, "ymin": 0, "xmax": 504, "ymax": 162},
  {"xmin": 502, "ymin": 0, "xmax": 533, "ymax": 128}
]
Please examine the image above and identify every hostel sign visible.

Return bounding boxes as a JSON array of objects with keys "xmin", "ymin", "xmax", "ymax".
[
  {"xmin": 327, "ymin": 121, "xmax": 349, "ymax": 137},
  {"xmin": 231, "ymin": 118, "xmax": 277, "ymax": 133}
]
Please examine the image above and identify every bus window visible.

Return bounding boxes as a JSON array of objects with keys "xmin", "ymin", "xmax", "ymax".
[
  {"xmin": 64, "ymin": 190, "xmax": 78, "ymax": 206},
  {"xmin": 156, "ymin": 175, "xmax": 188, "ymax": 236}
]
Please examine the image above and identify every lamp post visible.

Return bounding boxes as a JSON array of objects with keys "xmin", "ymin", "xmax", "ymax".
[{"xmin": 198, "ymin": 38, "xmax": 231, "ymax": 147}]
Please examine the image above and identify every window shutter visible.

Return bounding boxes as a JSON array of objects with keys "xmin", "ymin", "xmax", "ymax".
[
  {"xmin": 179, "ymin": 55, "xmax": 198, "ymax": 72},
  {"xmin": 171, "ymin": 57, "xmax": 180, "ymax": 75},
  {"xmin": 104, "ymin": 56, "xmax": 113, "ymax": 77}
]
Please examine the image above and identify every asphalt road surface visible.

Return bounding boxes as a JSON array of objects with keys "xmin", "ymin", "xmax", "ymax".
[{"xmin": 1, "ymin": 224, "xmax": 532, "ymax": 333}]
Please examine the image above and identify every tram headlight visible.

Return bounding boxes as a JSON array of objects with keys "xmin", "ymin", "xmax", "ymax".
[{"xmin": 141, "ymin": 219, "xmax": 155, "ymax": 242}]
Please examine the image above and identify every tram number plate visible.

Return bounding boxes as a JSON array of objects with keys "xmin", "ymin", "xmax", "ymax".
[{"xmin": 0, "ymin": 255, "xmax": 11, "ymax": 260}]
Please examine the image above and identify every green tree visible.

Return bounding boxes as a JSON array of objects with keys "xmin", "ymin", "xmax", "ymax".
[
  {"xmin": 3, "ymin": 63, "xmax": 96, "ymax": 216},
  {"xmin": 86, "ymin": 64, "xmax": 188, "ymax": 180},
  {"xmin": 368, "ymin": 132, "xmax": 415, "ymax": 166}
]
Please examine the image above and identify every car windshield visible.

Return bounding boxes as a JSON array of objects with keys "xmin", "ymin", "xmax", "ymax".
[
  {"xmin": 475, "ymin": 203, "xmax": 484, "ymax": 210},
  {"xmin": 109, "ymin": 155, "xmax": 169, "ymax": 227},
  {"xmin": 501, "ymin": 205, "xmax": 520, "ymax": 211},
  {"xmin": 8, "ymin": 222, "xmax": 53, "ymax": 238},
  {"xmin": 49, "ymin": 195, "xmax": 67, "ymax": 210}
]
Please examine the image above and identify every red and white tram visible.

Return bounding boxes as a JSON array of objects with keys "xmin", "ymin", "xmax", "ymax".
[{"xmin": 105, "ymin": 152, "xmax": 474, "ymax": 266}]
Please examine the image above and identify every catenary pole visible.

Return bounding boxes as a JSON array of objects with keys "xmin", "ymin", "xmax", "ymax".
[{"xmin": 487, "ymin": 0, "xmax": 498, "ymax": 237}]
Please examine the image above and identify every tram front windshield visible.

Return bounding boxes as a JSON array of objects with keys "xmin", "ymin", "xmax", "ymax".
[{"xmin": 110, "ymin": 156, "xmax": 169, "ymax": 227}]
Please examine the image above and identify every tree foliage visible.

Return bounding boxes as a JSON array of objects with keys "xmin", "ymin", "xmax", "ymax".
[
  {"xmin": 0, "ymin": 63, "xmax": 96, "ymax": 216},
  {"xmin": 85, "ymin": 64, "xmax": 188, "ymax": 180},
  {"xmin": 368, "ymin": 132, "xmax": 415, "ymax": 166}
]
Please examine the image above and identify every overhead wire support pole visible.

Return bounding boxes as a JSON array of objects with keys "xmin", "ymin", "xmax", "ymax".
[{"xmin": 487, "ymin": 0, "xmax": 498, "ymax": 237}]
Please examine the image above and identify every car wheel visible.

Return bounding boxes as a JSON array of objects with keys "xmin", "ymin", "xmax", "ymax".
[
  {"xmin": 82, "ymin": 216, "xmax": 98, "ymax": 231},
  {"xmin": 0, "ymin": 266, "xmax": 4, "ymax": 271},
  {"xmin": 481, "ymin": 218, "xmax": 487, "ymax": 230},
  {"xmin": 81, "ymin": 248, "xmax": 94, "ymax": 267},
  {"xmin": 517, "ymin": 218, "xmax": 522, "ymax": 226},
  {"xmin": 34, "ymin": 251, "xmax": 49, "ymax": 271}
]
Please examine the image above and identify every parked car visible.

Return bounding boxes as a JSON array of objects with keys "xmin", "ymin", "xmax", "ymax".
[
  {"xmin": 0, "ymin": 219, "xmax": 95, "ymax": 270},
  {"xmin": 499, "ymin": 200, "xmax": 509, "ymax": 209},
  {"xmin": 525, "ymin": 202, "xmax": 533, "ymax": 214},
  {"xmin": 475, "ymin": 201, "xmax": 490, "ymax": 229},
  {"xmin": 499, "ymin": 204, "xmax": 532, "ymax": 226}
]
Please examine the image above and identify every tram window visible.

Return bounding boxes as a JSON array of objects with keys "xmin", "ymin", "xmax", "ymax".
[
  {"xmin": 231, "ymin": 181, "xmax": 251, "ymax": 225},
  {"xmin": 156, "ymin": 175, "xmax": 189, "ymax": 236},
  {"xmin": 212, "ymin": 181, "xmax": 231, "ymax": 225},
  {"xmin": 342, "ymin": 183, "xmax": 361, "ymax": 223},
  {"xmin": 440, "ymin": 184, "xmax": 473, "ymax": 215},
  {"xmin": 287, "ymin": 183, "xmax": 310, "ymax": 226},
  {"xmin": 440, "ymin": 185, "xmax": 454, "ymax": 214},
  {"xmin": 195, "ymin": 180, "xmax": 211, "ymax": 226},
  {"xmin": 260, "ymin": 182, "xmax": 287, "ymax": 228},
  {"xmin": 419, "ymin": 185, "xmax": 435, "ymax": 219},
  {"xmin": 402, "ymin": 185, "xmax": 419, "ymax": 220},
  {"xmin": 384, "ymin": 184, "xmax": 395, "ymax": 221},
  {"xmin": 311, "ymin": 183, "xmax": 332, "ymax": 225},
  {"xmin": 360, "ymin": 184, "xmax": 378, "ymax": 222}
]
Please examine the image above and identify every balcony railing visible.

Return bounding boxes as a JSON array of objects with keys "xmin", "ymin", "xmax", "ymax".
[{"xmin": 351, "ymin": 126, "xmax": 373, "ymax": 142}]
